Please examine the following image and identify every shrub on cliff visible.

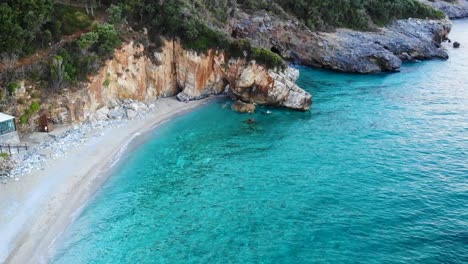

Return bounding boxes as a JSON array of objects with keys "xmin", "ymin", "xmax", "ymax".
[
  {"xmin": 181, "ymin": 24, "xmax": 230, "ymax": 52},
  {"xmin": 274, "ymin": 0, "xmax": 445, "ymax": 30},
  {"xmin": 53, "ymin": 3, "xmax": 93, "ymax": 35},
  {"xmin": 49, "ymin": 23, "xmax": 121, "ymax": 86},
  {"xmin": 94, "ymin": 23, "xmax": 122, "ymax": 57},
  {"xmin": 229, "ymin": 39, "xmax": 252, "ymax": 58},
  {"xmin": 251, "ymin": 48, "xmax": 286, "ymax": 71},
  {"xmin": 228, "ymin": 39, "xmax": 286, "ymax": 70},
  {"xmin": 20, "ymin": 101, "xmax": 41, "ymax": 124},
  {"xmin": 7, "ymin": 82, "xmax": 20, "ymax": 96}
]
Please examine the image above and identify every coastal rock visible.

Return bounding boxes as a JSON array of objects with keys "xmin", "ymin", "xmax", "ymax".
[
  {"xmin": 230, "ymin": 11, "xmax": 451, "ymax": 73},
  {"xmin": 231, "ymin": 66, "xmax": 312, "ymax": 111},
  {"xmin": 29, "ymin": 37, "xmax": 310, "ymax": 127},
  {"xmin": 176, "ymin": 92, "xmax": 191, "ymax": 102},
  {"xmin": 82, "ymin": 41, "xmax": 311, "ymax": 112},
  {"xmin": 108, "ymin": 108, "xmax": 125, "ymax": 119},
  {"xmin": 84, "ymin": 42, "xmax": 178, "ymax": 113},
  {"xmin": 126, "ymin": 108, "xmax": 138, "ymax": 119},
  {"xmin": 176, "ymin": 49, "xmax": 226, "ymax": 100},
  {"xmin": 453, "ymin": 41, "xmax": 461, "ymax": 48},
  {"xmin": 420, "ymin": 0, "xmax": 468, "ymax": 19},
  {"xmin": 95, "ymin": 107, "xmax": 109, "ymax": 120},
  {"xmin": 232, "ymin": 101, "xmax": 256, "ymax": 113}
]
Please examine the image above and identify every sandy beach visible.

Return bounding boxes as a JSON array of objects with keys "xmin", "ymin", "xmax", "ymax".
[{"xmin": 0, "ymin": 97, "xmax": 213, "ymax": 263}]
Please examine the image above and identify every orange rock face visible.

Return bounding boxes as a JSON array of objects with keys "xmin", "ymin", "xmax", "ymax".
[{"xmin": 69, "ymin": 39, "xmax": 311, "ymax": 119}]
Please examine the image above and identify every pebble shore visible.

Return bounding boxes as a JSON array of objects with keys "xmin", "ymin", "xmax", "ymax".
[{"xmin": 1, "ymin": 99, "xmax": 159, "ymax": 183}]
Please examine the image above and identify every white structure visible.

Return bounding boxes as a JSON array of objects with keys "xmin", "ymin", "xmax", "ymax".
[{"xmin": 0, "ymin": 113, "xmax": 19, "ymax": 144}]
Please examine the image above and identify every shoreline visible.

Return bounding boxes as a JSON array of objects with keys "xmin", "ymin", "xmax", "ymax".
[{"xmin": 0, "ymin": 97, "xmax": 216, "ymax": 263}]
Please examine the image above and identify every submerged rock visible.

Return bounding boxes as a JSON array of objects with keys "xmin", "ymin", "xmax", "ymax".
[{"xmin": 232, "ymin": 101, "xmax": 256, "ymax": 113}]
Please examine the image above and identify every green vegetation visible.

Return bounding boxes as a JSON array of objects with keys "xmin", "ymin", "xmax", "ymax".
[
  {"xmin": 108, "ymin": 0, "xmax": 444, "ymax": 54},
  {"xmin": 0, "ymin": 153, "xmax": 9, "ymax": 159},
  {"xmin": 0, "ymin": 1, "xmax": 93, "ymax": 56},
  {"xmin": 251, "ymin": 48, "xmax": 286, "ymax": 70},
  {"xmin": 0, "ymin": 0, "xmax": 54, "ymax": 55},
  {"xmin": 94, "ymin": 23, "xmax": 122, "ymax": 57},
  {"xmin": 182, "ymin": 25, "xmax": 229, "ymax": 52},
  {"xmin": 20, "ymin": 101, "xmax": 41, "ymax": 124},
  {"xmin": 239, "ymin": 0, "xmax": 445, "ymax": 30},
  {"xmin": 103, "ymin": 78, "xmax": 110, "ymax": 88},
  {"xmin": 228, "ymin": 39, "xmax": 286, "ymax": 70},
  {"xmin": 78, "ymin": 32, "xmax": 99, "ymax": 51},
  {"xmin": 48, "ymin": 23, "xmax": 121, "ymax": 88},
  {"xmin": 7, "ymin": 82, "xmax": 20, "ymax": 96},
  {"xmin": 106, "ymin": 4, "xmax": 126, "ymax": 27},
  {"xmin": 0, "ymin": 0, "xmax": 447, "ymax": 86},
  {"xmin": 53, "ymin": 4, "xmax": 92, "ymax": 35},
  {"xmin": 107, "ymin": 0, "xmax": 285, "ymax": 67}
]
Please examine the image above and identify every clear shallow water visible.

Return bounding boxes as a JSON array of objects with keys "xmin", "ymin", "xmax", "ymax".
[{"xmin": 53, "ymin": 21, "xmax": 468, "ymax": 263}]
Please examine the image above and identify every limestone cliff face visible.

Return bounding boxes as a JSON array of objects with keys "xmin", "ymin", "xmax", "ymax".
[
  {"xmin": 229, "ymin": 65, "xmax": 311, "ymax": 110},
  {"xmin": 85, "ymin": 41, "xmax": 177, "ymax": 111},
  {"xmin": 57, "ymin": 40, "xmax": 311, "ymax": 122}
]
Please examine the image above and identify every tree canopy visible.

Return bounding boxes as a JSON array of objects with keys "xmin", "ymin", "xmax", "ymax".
[{"xmin": 0, "ymin": 0, "xmax": 54, "ymax": 55}]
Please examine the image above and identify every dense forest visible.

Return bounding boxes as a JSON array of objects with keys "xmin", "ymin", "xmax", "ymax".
[
  {"xmin": 0, "ymin": 0, "xmax": 447, "ymax": 56},
  {"xmin": 0, "ymin": 0, "xmax": 446, "ymax": 111}
]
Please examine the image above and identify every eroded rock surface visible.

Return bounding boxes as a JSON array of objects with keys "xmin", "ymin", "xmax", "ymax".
[
  {"xmin": 230, "ymin": 11, "xmax": 451, "ymax": 73},
  {"xmin": 232, "ymin": 101, "xmax": 256, "ymax": 113},
  {"xmin": 420, "ymin": 0, "xmax": 468, "ymax": 18},
  {"xmin": 56, "ymin": 40, "xmax": 311, "ymax": 120},
  {"xmin": 230, "ymin": 67, "xmax": 312, "ymax": 111}
]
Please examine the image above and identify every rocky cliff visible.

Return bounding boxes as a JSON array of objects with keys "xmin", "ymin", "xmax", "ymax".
[
  {"xmin": 230, "ymin": 11, "xmax": 451, "ymax": 73},
  {"xmin": 26, "ymin": 40, "xmax": 311, "ymax": 124},
  {"xmin": 420, "ymin": 0, "xmax": 468, "ymax": 18},
  {"xmin": 89, "ymin": 40, "xmax": 310, "ymax": 111}
]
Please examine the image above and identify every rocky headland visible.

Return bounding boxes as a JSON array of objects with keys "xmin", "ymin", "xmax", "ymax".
[
  {"xmin": 420, "ymin": 0, "xmax": 468, "ymax": 19},
  {"xmin": 230, "ymin": 10, "xmax": 452, "ymax": 73}
]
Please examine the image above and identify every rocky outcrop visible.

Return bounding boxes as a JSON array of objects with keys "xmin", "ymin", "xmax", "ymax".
[
  {"xmin": 46, "ymin": 40, "xmax": 311, "ymax": 122},
  {"xmin": 230, "ymin": 11, "xmax": 451, "ymax": 73},
  {"xmin": 318, "ymin": 19, "xmax": 452, "ymax": 73},
  {"xmin": 230, "ymin": 66, "xmax": 312, "ymax": 110},
  {"xmin": 420, "ymin": 0, "xmax": 468, "ymax": 18},
  {"xmin": 231, "ymin": 101, "xmax": 256, "ymax": 113}
]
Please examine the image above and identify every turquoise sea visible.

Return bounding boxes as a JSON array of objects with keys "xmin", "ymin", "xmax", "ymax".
[{"xmin": 52, "ymin": 20, "xmax": 467, "ymax": 263}]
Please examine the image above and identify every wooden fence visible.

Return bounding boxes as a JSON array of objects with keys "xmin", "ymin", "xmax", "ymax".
[{"xmin": 0, "ymin": 143, "xmax": 29, "ymax": 154}]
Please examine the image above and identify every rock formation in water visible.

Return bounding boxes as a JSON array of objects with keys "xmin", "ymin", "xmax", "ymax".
[
  {"xmin": 231, "ymin": 101, "xmax": 256, "ymax": 113},
  {"xmin": 420, "ymin": 0, "xmax": 468, "ymax": 18},
  {"xmin": 231, "ymin": 11, "xmax": 452, "ymax": 73}
]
